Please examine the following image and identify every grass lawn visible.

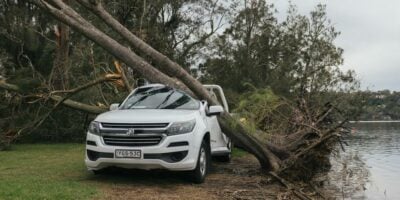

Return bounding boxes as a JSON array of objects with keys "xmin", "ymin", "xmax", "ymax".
[
  {"xmin": 0, "ymin": 144, "xmax": 249, "ymax": 200},
  {"xmin": 231, "ymin": 147, "xmax": 247, "ymax": 157},
  {"xmin": 0, "ymin": 144, "xmax": 99, "ymax": 200}
]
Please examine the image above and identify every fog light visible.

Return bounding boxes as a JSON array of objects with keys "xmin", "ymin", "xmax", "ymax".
[
  {"xmin": 170, "ymin": 151, "xmax": 188, "ymax": 162},
  {"xmin": 87, "ymin": 150, "xmax": 99, "ymax": 161}
]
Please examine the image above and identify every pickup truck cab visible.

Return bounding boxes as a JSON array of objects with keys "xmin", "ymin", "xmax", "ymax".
[{"xmin": 85, "ymin": 84, "xmax": 231, "ymax": 183}]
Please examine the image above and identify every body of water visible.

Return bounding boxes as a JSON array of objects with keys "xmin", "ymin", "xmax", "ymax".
[{"xmin": 327, "ymin": 122, "xmax": 400, "ymax": 199}]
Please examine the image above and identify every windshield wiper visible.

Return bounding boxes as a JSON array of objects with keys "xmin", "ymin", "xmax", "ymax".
[
  {"xmin": 126, "ymin": 95, "xmax": 150, "ymax": 109},
  {"xmin": 155, "ymin": 90, "xmax": 174, "ymax": 109},
  {"xmin": 162, "ymin": 95, "xmax": 190, "ymax": 109}
]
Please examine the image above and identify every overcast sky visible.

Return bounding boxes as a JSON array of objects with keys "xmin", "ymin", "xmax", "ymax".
[{"xmin": 271, "ymin": 0, "xmax": 400, "ymax": 91}]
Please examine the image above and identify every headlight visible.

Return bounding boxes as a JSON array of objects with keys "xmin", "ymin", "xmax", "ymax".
[
  {"xmin": 88, "ymin": 121, "xmax": 100, "ymax": 135},
  {"xmin": 167, "ymin": 119, "xmax": 196, "ymax": 135}
]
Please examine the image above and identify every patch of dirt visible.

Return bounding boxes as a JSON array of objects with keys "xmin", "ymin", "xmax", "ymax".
[{"xmin": 90, "ymin": 156, "xmax": 300, "ymax": 200}]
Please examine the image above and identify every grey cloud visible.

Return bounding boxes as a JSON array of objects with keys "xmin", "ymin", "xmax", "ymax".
[{"xmin": 272, "ymin": 0, "xmax": 400, "ymax": 91}]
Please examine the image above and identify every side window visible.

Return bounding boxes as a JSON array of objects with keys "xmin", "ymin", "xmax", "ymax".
[
  {"xmin": 205, "ymin": 86, "xmax": 229, "ymax": 113},
  {"xmin": 207, "ymin": 89, "xmax": 223, "ymax": 106}
]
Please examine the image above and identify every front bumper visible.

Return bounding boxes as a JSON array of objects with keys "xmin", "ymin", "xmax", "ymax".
[{"xmin": 85, "ymin": 132, "xmax": 199, "ymax": 171}]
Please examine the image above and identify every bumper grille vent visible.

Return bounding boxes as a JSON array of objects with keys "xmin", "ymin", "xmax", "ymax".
[{"xmin": 103, "ymin": 135, "xmax": 163, "ymax": 147}]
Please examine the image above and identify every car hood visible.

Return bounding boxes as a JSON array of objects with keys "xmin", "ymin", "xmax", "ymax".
[{"xmin": 95, "ymin": 109, "xmax": 199, "ymax": 123}]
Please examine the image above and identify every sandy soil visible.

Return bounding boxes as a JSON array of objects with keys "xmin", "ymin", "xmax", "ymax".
[{"xmin": 91, "ymin": 156, "xmax": 298, "ymax": 200}]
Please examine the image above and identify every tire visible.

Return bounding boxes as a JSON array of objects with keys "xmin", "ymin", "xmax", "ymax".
[
  {"xmin": 91, "ymin": 168, "xmax": 108, "ymax": 175},
  {"xmin": 189, "ymin": 140, "xmax": 210, "ymax": 184},
  {"xmin": 215, "ymin": 153, "xmax": 231, "ymax": 162}
]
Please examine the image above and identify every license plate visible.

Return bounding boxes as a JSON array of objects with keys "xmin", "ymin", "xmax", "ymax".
[{"xmin": 115, "ymin": 149, "xmax": 141, "ymax": 158}]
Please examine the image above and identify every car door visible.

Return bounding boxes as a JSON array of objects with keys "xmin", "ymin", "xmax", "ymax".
[{"xmin": 204, "ymin": 106, "xmax": 227, "ymax": 150}]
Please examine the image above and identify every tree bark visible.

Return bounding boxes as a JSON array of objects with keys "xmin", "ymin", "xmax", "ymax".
[{"xmin": 50, "ymin": 96, "xmax": 106, "ymax": 114}]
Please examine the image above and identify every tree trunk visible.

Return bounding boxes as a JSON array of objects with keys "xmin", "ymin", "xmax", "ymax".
[{"xmin": 49, "ymin": 0, "xmax": 70, "ymax": 90}]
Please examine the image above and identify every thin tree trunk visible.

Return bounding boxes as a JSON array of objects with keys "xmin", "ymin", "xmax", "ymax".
[{"xmin": 49, "ymin": 0, "xmax": 70, "ymax": 90}]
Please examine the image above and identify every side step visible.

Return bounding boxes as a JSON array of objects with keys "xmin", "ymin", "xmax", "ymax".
[{"xmin": 211, "ymin": 147, "xmax": 230, "ymax": 156}]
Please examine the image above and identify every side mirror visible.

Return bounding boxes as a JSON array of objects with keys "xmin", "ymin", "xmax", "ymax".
[
  {"xmin": 207, "ymin": 105, "xmax": 224, "ymax": 116},
  {"xmin": 110, "ymin": 103, "xmax": 120, "ymax": 111}
]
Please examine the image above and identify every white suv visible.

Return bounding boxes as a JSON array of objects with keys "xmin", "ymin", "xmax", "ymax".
[{"xmin": 85, "ymin": 84, "xmax": 232, "ymax": 183}]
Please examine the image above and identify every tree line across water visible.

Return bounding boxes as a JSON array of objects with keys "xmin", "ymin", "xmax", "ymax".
[{"xmin": 357, "ymin": 90, "xmax": 400, "ymax": 121}]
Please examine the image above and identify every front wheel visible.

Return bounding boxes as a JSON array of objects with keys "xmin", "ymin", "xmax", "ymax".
[
  {"xmin": 189, "ymin": 140, "xmax": 210, "ymax": 183},
  {"xmin": 91, "ymin": 167, "xmax": 109, "ymax": 175}
]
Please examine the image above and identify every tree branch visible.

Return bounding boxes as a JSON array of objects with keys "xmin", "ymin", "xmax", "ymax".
[
  {"xmin": 51, "ymin": 74, "xmax": 121, "ymax": 94},
  {"xmin": 31, "ymin": 74, "xmax": 121, "ymax": 131},
  {"xmin": 0, "ymin": 80, "xmax": 107, "ymax": 114}
]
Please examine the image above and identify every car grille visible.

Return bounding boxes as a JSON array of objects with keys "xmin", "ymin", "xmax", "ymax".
[
  {"xmin": 103, "ymin": 135, "xmax": 163, "ymax": 146},
  {"xmin": 100, "ymin": 123, "xmax": 168, "ymax": 147}
]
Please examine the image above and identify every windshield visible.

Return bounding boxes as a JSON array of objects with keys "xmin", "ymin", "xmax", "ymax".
[{"xmin": 120, "ymin": 86, "xmax": 199, "ymax": 110}]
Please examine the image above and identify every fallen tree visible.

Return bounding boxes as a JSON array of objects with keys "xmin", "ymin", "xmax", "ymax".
[
  {"xmin": 0, "ymin": 0, "xmax": 349, "ymax": 177},
  {"xmin": 31, "ymin": 0, "xmax": 283, "ymax": 171}
]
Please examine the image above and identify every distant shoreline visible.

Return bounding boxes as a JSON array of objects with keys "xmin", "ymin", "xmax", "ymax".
[{"xmin": 349, "ymin": 120, "xmax": 400, "ymax": 123}]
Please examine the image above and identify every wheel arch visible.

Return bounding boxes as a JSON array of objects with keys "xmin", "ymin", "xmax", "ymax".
[{"xmin": 203, "ymin": 132, "xmax": 210, "ymax": 147}]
